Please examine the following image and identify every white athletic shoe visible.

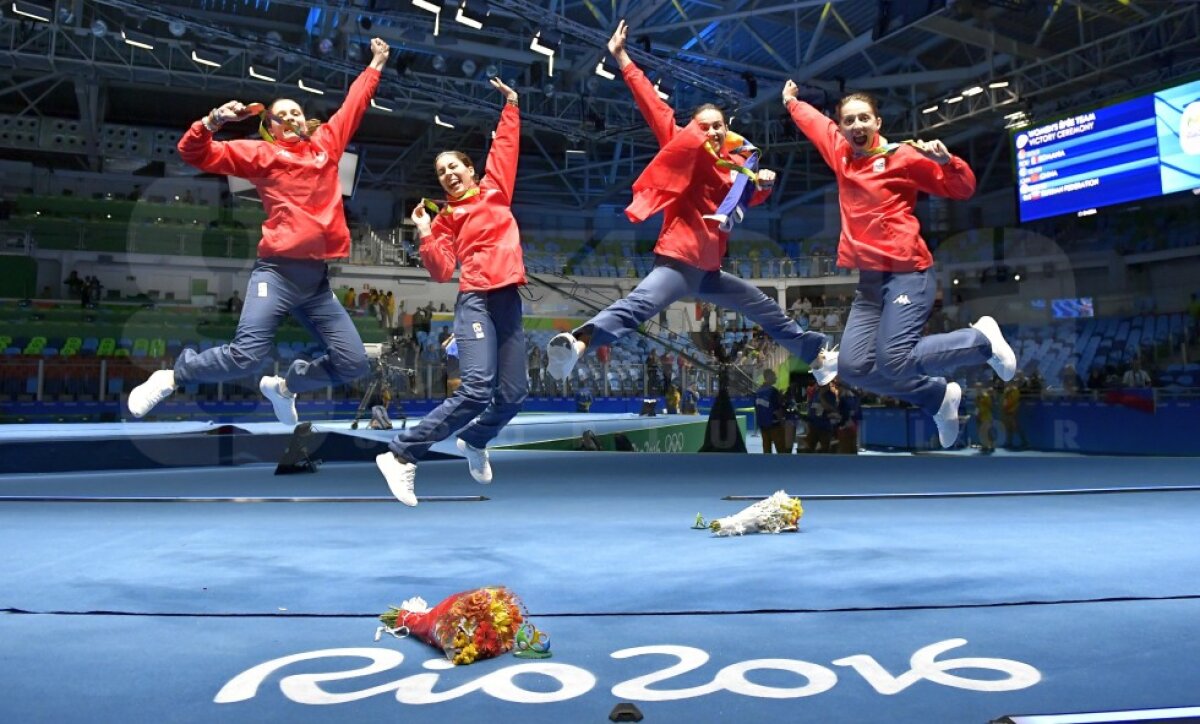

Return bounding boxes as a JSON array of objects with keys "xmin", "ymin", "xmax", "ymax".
[
  {"xmin": 376, "ymin": 452, "xmax": 418, "ymax": 506},
  {"xmin": 457, "ymin": 438, "xmax": 493, "ymax": 484},
  {"xmin": 932, "ymin": 381, "xmax": 963, "ymax": 449},
  {"xmin": 127, "ymin": 369, "xmax": 176, "ymax": 418},
  {"xmin": 971, "ymin": 316, "xmax": 1016, "ymax": 382},
  {"xmin": 811, "ymin": 345, "xmax": 839, "ymax": 386},
  {"xmin": 259, "ymin": 375, "xmax": 299, "ymax": 426},
  {"xmin": 547, "ymin": 332, "xmax": 585, "ymax": 380}
]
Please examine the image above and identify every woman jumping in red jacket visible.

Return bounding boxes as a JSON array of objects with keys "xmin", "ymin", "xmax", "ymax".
[
  {"xmin": 128, "ymin": 39, "xmax": 391, "ymax": 428},
  {"xmin": 545, "ymin": 20, "xmax": 829, "ymax": 384},
  {"xmin": 374, "ymin": 78, "xmax": 527, "ymax": 506},
  {"xmin": 782, "ymin": 79, "xmax": 1015, "ymax": 447}
]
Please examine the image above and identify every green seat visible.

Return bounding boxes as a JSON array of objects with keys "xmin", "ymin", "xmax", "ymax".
[{"xmin": 97, "ymin": 338, "xmax": 116, "ymax": 356}]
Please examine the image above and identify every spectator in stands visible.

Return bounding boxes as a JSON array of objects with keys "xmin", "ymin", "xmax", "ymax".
[
  {"xmin": 682, "ymin": 383, "xmax": 700, "ymax": 415},
  {"xmin": 547, "ymin": 20, "xmax": 829, "ymax": 388},
  {"xmin": 755, "ymin": 369, "xmax": 787, "ymax": 453},
  {"xmin": 443, "ymin": 335, "xmax": 461, "ymax": 396},
  {"xmin": 376, "ymin": 78, "xmax": 528, "ymax": 506},
  {"xmin": 833, "ymin": 380, "xmax": 861, "ymax": 454},
  {"xmin": 576, "ymin": 384, "xmax": 594, "ymax": 413},
  {"xmin": 1001, "ymin": 381, "xmax": 1025, "ymax": 449},
  {"xmin": 974, "ymin": 382, "xmax": 995, "ymax": 454},
  {"xmin": 782, "ymin": 79, "xmax": 1015, "ymax": 449},
  {"xmin": 64, "ymin": 270, "xmax": 82, "ymax": 299},
  {"xmin": 1061, "ymin": 363, "xmax": 1084, "ymax": 394},
  {"xmin": 384, "ymin": 291, "xmax": 396, "ymax": 329},
  {"xmin": 824, "ymin": 308, "xmax": 840, "ymax": 331},
  {"xmin": 802, "ymin": 382, "xmax": 838, "ymax": 453},
  {"xmin": 646, "ymin": 349, "xmax": 661, "ymax": 395},
  {"xmin": 128, "ymin": 38, "xmax": 390, "ymax": 427},
  {"xmin": 225, "ymin": 290, "xmax": 243, "ymax": 314},
  {"xmin": 39, "ymin": 284, "xmax": 52, "ymax": 299},
  {"xmin": 664, "ymin": 383, "xmax": 681, "ymax": 414},
  {"xmin": 1122, "ymin": 357, "xmax": 1152, "ymax": 388},
  {"xmin": 343, "ymin": 286, "xmax": 357, "ymax": 310}
]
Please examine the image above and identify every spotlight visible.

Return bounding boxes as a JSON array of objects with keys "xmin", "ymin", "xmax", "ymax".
[
  {"xmin": 922, "ymin": 105, "xmax": 939, "ymax": 114},
  {"xmin": 249, "ymin": 63, "xmax": 277, "ymax": 82},
  {"xmin": 988, "ymin": 80, "xmax": 1009, "ymax": 89},
  {"xmin": 484, "ymin": 62, "xmax": 498, "ymax": 77},
  {"xmin": 944, "ymin": 95, "xmax": 963, "ymax": 104},
  {"xmin": 347, "ymin": 42, "xmax": 363, "ymax": 61},
  {"xmin": 90, "ymin": 19, "xmax": 107, "ymax": 37},
  {"xmin": 434, "ymin": 113, "xmax": 457, "ymax": 128},
  {"xmin": 455, "ymin": 0, "xmax": 488, "ymax": 29},
  {"xmin": 168, "ymin": 20, "xmax": 186, "ymax": 38},
  {"xmin": 298, "ymin": 78, "xmax": 325, "ymax": 95},
  {"xmin": 460, "ymin": 58, "xmax": 476, "ymax": 76},
  {"xmin": 370, "ymin": 98, "xmax": 393, "ymax": 112},
  {"xmin": 11, "ymin": 1, "xmax": 51, "ymax": 22},
  {"xmin": 961, "ymin": 86, "xmax": 984, "ymax": 97},
  {"xmin": 543, "ymin": 82, "xmax": 555, "ymax": 97},
  {"xmin": 952, "ymin": 277, "xmax": 960, "ymax": 286},
  {"xmin": 530, "ymin": 28, "xmax": 561, "ymax": 76},
  {"xmin": 121, "ymin": 29, "xmax": 155, "ymax": 51},
  {"xmin": 191, "ymin": 47, "xmax": 224, "ymax": 68},
  {"xmin": 359, "ymin": 16, "xmax": 373, "ymax": 31},
  {"xmin": 431, "ymin": 54, "xmax": 446, "ymax": 72},
  {"xmin": 594, "ymin": 56, "xmax": 617, "ymax": 80},
  {"xmin": 317, "ymin": 37, "xmax": 335, "ymax": 56},
  {"xmin": 412, "ymin": 0, "xmax": 443, "ymax": 36}
]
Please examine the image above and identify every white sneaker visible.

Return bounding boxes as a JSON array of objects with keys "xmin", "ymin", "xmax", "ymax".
[
  {"xmin": 812, "ymin": 345, "xmax": 839, "ymax": 386},
  {"xmin": 971, "ymin": 316, "xmax": 1016, "ymax": 382},
  {"xmin": 259, "ymin": 375, "xmax": 299, "ymax": 426},
  {"xmin": 456, "ymin": 438, "xmax": 492, "ymax": 484},
  {"xmin": 932, "ymin": 381, "xmax": 963, "ymax": 449},
  {"xmin": 375, "ymin": 452, "xmax": 418, "ymax": 506},
  {"xmin": 128, "ymin": 369, "xmax": 176, "ymax": 418},
  {"xmin": 547, "ymin": 332, "xmax": 585, "ymax": 380}
]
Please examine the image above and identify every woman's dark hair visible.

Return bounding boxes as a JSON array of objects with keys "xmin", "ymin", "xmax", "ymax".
[
  {"xmin": 835, "ymin": 92, "xmax": 879, "ymax": 119},
  {"xmin": 690, "ymin": 103, "xmax": 725, "ymax": 121}
]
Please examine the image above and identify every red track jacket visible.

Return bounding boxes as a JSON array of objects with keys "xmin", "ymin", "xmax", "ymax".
[
  {"xmin": 177, "ymin": 67, "xmax": 381, "ymax": 261},
  {"xmin": 786, "ymin": 98, "xmax": 976, "ymax": 273},
  {"xmin": 622, "ymin": 62, "xmax": 771, "ymax": 272},
  {"xmin": 419, "ymin": 104, "xmax": 526, "ymax": 292}
]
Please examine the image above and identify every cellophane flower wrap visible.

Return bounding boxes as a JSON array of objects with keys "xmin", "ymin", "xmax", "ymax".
[
  {"xmin": 710, "ymin": 490, "xmax": 803, "ymax": 536},
  {"xmin": 379, "ymin": 587, "xmax": 532, "ymax": 665}
]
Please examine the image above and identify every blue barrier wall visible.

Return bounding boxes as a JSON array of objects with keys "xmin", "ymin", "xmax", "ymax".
[{"xmin": 862, "ymin": 398, "xmax": 1200, "ymax": 455}]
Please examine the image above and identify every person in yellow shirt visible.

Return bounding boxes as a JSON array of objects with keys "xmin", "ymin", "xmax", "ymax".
[
  {"xmin": 1001, "ymin": 381, "xmax": 1023, "ymax": 449},
  {"xmin": 975, "ymin": 383, "xmax": 995, "ymax": 454}
]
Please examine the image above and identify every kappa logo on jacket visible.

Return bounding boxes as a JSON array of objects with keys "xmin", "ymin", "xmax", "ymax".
[
  {"xmin": 893, "ymin": 294, "xmax": 912, "ymax": 305},
  {"xmin": 873, "ymin": 157, "xmax": 886, "ymax": 173}
]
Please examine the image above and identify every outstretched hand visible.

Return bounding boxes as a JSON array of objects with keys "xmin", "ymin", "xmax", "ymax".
[
  {"xmin": 369, "ymin": 37, "xmax": 390, "ymax": 70},
  {"xmin": 608, "ymin": 19, "xmax": 628, "ymax": 57},
  {"xmin": 490, "ymin": 77, "xmax": 518, "ymax": 103},
  {"xmin": 782, "ymin": 80, "xmax": 799, "ymax": 104},
  {"xmin": 911, "ymin": 138, "xmax": 952, "ymax": 165}
]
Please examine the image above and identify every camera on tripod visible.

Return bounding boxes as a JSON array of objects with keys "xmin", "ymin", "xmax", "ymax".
[{"xmin": 352, "ymin": 335, "xmax": 413, "ymax": 430}]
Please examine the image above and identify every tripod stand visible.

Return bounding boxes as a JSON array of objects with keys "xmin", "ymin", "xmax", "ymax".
[{"xmin": 350, "ymin": 359, "xmax": 412, "ymax": 430}]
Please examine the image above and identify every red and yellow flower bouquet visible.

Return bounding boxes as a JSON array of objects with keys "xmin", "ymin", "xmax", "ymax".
[{"xmin": 378, "ymin": 586, "xmax": 548, "ymax": 665}]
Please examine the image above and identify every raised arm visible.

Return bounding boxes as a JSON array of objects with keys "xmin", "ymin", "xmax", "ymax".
[
  {"xmin": 610, "ymin": 19, "xmax": 677, "ymax": 147},
  {"xmin": 483, "ymin": 77, "xmax": 520, "ymax": 204},
  {"xmin": 411, "ymin": 203, "xmax": 457, "ymax": 283},
  {"xmin": 904, "ymin": 140, "xmax": 977, "ymax": 200},
  {"xmin": 782, "ymin": 80, "xmax": 843, "ymax": 171},
  {"xmin": 320, "ymin": 38, "xmax": 389, "ymax": 152},
  {"xmin": 177, "ymin": 100, "xmax": 263, "ymax": 176}
]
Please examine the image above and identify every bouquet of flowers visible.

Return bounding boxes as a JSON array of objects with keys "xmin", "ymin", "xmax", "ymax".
[
  {"xmin": 709, "ymin": 490, "xmax": 803, "ymax": 536},
  {"xmin": 377, "ymin": 586, "xmax": 549, "ymax": 665}
]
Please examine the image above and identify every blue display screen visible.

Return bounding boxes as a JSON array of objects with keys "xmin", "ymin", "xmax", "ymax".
[{"xmin": 1014, "ymin": 78, "xmax": 1200, "ymax": 222}]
